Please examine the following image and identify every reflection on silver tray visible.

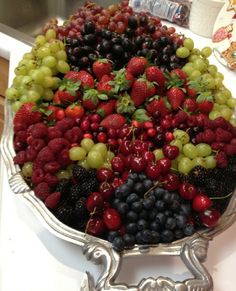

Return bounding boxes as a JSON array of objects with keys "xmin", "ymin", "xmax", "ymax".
[{"xmin": 1, "ymin": 99, "xmax": 236, "ymax": 291}]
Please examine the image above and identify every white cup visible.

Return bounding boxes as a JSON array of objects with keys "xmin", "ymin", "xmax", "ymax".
[{"xmin": 189, "ymin": 0, "xmax": 226, "ymax": 38}]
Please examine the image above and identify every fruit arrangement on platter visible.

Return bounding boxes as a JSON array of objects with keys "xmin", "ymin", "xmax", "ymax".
[{"xmin": 5, "ymin": 0, "xmax": 236, "ymax": 252}]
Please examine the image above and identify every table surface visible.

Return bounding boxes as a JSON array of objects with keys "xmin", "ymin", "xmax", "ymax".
[{"xmin": 0, "ymin": 22, "xmax": 236, "ymax": 291}]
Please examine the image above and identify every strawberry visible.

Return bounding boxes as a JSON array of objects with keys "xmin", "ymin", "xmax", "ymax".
[
  {"xmin": 166, "ymin": 87, "xmax": 185, "ymax": 110},
  {"xmin": 145, "ymin": 66, "xmax": 166, "ymax": 87},
  {"xmin": 182, "ymin": 98, "xmax": 197, "ymax": 112},
  {"xmin": 111, "ymin": 68, "xmax": 134, "ymax": 92},
  {"xmin": 13, "ymin": 102, "xmax": 42, "ymax": 127},
  {"xmin": 97, "ymin": 74, "xmax": 114, "ymax": 94},
  {"xmin": 97, "ymin": 99, "xmax": 117, "ymax": 117},
  {"xmin": 117, "ymin": 93, "xmax": 136, "ymax": 115},
  {"xmin": 54, "ymin": 78, "xmax": 81, "ymax": 104},
  {"xmin": 65, "ymin": 103, "xmax": 85, "ymax": 119},
  {"xmin": 170, "ymin": 68, "xmax": 187, "ymax": 83},
  {"xmin": 185, "ymin": 85, "xmax": 198, "ymax": 98},
  {"xmin": 40, "ymin": 105, "xmax": 65, "ymax": 121},
  {"xmin": 197, "ymin": 100, "xmax": 213, "ymax": 114},
  {"xmin": 45, "ymin": 192, "xmax": 61, "ymax": 209},
  {"xmin": 82, "ymin": 89, "xmax": 100, "ymax": 110},
  {"xmin": 100, "ymin": 114, "xmax": 126, "ymax": 129},
  {"xmin": 92, "ymin": 59, "xmax": 112, "ymax": 80},
  {"xmin": 126, "ymin": 56, "xmax": 148, "ymax": 77},
  {"xmin": 131, "ymin": 78, "xmax": 155, "ymax": 106},
  {"xmin": 146, "ymin": 97, "xmax": 171, "ymax": 117},
  {"xmin": 65, "ymin": 70, "xmax": 94, "ymax": 89}
]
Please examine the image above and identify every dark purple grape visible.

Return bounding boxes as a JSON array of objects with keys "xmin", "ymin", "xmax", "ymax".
[
  {"xmin": 128, "ymin": 16, "xmax": 138, "ymax": 29},
  {"xmin": 84, "ymin": 21, "xmax": 96, "ymax": 34}
]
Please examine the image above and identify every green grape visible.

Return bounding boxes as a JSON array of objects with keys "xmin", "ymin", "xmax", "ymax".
[
  {"xmin": 43, "ymin": 76, "xmax": 56, "ymax": 88},
  {"xmin": 201, "ymin": 47, "xmax": 212, "ymax": 58},
  {"xmin": 31, "ymin": 69, "xmax": 45, "ymax": 84},
  {"xmin": 91, "ymin": 143, "xmax": 107, "ymax": 158},
  {"xmin": 227, "ymin": 98, "xmax": 236, "ymax": 108},
  {"xmin": 78, "ymin": 159, "xmax": 90, "ymax": 170},
  {"xmin": 49, "ymin": 40, "xmax": 61, "ymax": 53},
  {"xmin": 176, "ymin": 47, "xmax": 190, "ymax": 58},
  {"xmin": 56, "ymin": 170, "xmax": 70, "ymax": 180},
  {"xmin": 209, "ymin": 110, "xmax": 221, "ymax": 120},
  {"xmin": 188, "ymin": 54, "xmax": 199, "ymax": 62},
  {"xmin": 196, "ymin": 143, "xmax": 212, "ymax": 157},
  {"xmin": 22, "ymin": 162, "xmax": 33, "ymax": 177},
  {"xmin": 171, "ymin": 159, "xmax": 178, "ymax": 171},
  {"xmin": 106, "ymin": 151, "xmax": 115, "ymax": 162},
  {"xmin": 35, "ymin": 35, "xmax": 46, "ymax": 47},
  {"xmin": 215, "ymin": 72, "xmax": 224, "ymax": 80},
  {"xmin": 192, "ymin": 157, "xmax": 206, "ymax": 168},
  {"xmin": 182, "ymin": 65, "xmax": 194, "ymax": 76},
  {"xmin": 14, "ymin": 65, "xmax": 27, "ymax": 76},
  {"xmin": 55, "ymin": 50, "xmax": 67, "ymax": 61},
  {"xmin": 192, "ymin": 48, "xmax": 201, "ymax": 55},
  {"xmin": 214, "ymin": 91, "xmax": 228, "ymax": 105},
  {"xmin": 183, "ymin": 38, "xmax": 194, "ymax": 50},
  {"xmin": 205, "ymin": 156, "xmax": 216, "ymax": 169},
  {"xmin": 182, "ymin": 143, "xmax": 198, "ymax": 159},
  {"xmin": 13, "ymin": 75, "xmax": 24, "ymax": 86},
  {"xmin": 51, "ymin": 77, "xmax": 61, "ymax": 90},
  {"xmin": 40, "ymin": 66, "xmax": 52, "ymax": 76},
  {"xmin": 208, "ymin": 64, "xmax": 217, "ymax": 76},
  {"xmin": 178, "ymin": 157, "xmax": 193, "ymax": 174},
  {"xmin": 221, "ymin": 88, "xmax": 232, "ymax": 98},
  {"xmin": 43, "ymin": 89, "xmax": 53, "ymax": 101},
  {"xmin": 45, "ymin": 29, "xmax": 57, "ymax": 40},
  {"xmin": 69, "ymin": 147, "xmax": 87, "ymax": 161},
  {"xmin": 37, "ymin": 46, "xmax": 51, "ymax": 59},
  {"xmin": 58, "ymin": 40, "xmax": 65, "ymax": 50},
  {"xmin": 214, "ymin": 77, "xmax": 223, "ymax": 89},
  {"xmin": 170, "ymin": 139, "xmax": 183, "ymax": 152},
  {"xmin": 25, "ymin": 60, "xmax": 37, "ymax": 71},
  {"xmin": 80, "ymin": 138, "xmax": 95, "ymax": 152},
  {"xmin": 42, "ymin": 56, "xmax": 57, "ymax": 68},
  {"xmin": 193, "ymin": 58, "xmax": 207, "ymax": 72},
  {"xmin": 50, "ymin": 66, "xmax": 59, "ymax": 75},
  {"xmin": 153, "ymin": 149, "xmax": 164, "ymax": 161},
  {"xmin": 23, "ymin": 52, "xmax": 34, "ymax": 60},
  {"xmin": 173, "ymin": 130, "xmax": 190, "ymax": 144},
  {"xmin": 21, "ymin": 75, "xmax": 33, "ymax": 87},
  {"xmin": 27, "ymin": 90, "xmax": 41, "ymax": 102},
  {"xmin": 11, "ymin": 101, "xmax": 22, "ymax": 112},
  {"xmin": 5, "ymin": 87, "xmax": 20, "ymax": 100},
  {"xmin": 220, "ymin": 108, "xmax": 233, "ymax": 121},
  {"xmin": 20, "ymin": 95, "xmax": 29, "ymax": 103},
  {"xmin": 57, "ymin": 60, "xmax": 70, "ymax": 73},
  {"xmin": 189, "ymin": 70, "xmax": 201, "ymax": 80},
  {"xmin": 31, "ymin": 84, "xmax": 44, "ymax": 95},
  {"xmin": 87, "ymin": 151, "xmax": 104, "ymax": 169},
  {"xmin": 202, "ymin": 74, "xmax": 215, "ymax": 89}
]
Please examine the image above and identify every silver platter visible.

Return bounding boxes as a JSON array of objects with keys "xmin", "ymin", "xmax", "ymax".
[{"xmin": 1, "ymin": 99, "xmax": 236, "ymax": 291}]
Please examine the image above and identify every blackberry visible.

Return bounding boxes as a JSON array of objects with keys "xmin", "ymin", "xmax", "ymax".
[
  {"xmin": 72, "ymin": 165, "xmax": 88, "ymax": 182},
  {"xmin": 87, "ymin": 169, "xmax": 97, "ymax": 180},
  {"xmin": 188, "ymin": 166, "xmax": 209, "ymax": 185},
  {"xmin": 55, "ymin": 203, "xmax": 74, "ymax": 225},
  {"xmin": 68, "ymin": 184, "xmax": 84, "ymax": 203},
  {"xmin": 55, "ymin": 179, "xmax": 71, "ymax": 196},
  {"xmin": 80, "ymin": 178, "xmax": 98, "ymax": 196}
]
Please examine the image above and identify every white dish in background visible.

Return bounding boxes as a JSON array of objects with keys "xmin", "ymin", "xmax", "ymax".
[{"xmin": 212, "ymin": 0, "xmax": 236, "ymax": 70}]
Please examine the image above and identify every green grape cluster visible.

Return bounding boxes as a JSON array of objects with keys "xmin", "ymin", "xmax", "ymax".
[
  {"xmin": 170, "ymin": 130, "xmax": 216, "ymax": 174},
  {"xmin": 69, "ymin": 139, "xmax": 115, "ymax": 170},
  {"xmin": 5, "ymin": 29, "xmax": 70, "ymax": 112}
]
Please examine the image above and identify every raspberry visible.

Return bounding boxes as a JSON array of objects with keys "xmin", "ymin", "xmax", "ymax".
[
  {"xmin": 187, "ymin": 115, "xmax": 197, "ymax": 127},
  {"xmin": 57, "ymin": 149, "xmax": 71, "ymax": 166},
  {"xmin": 225, "ymin": 144, "xmax": 236, "ymax": 156},
  {"xmin": 31, "ymin": 138, "xmax": 46, "ymax": 151},
  {"xmin": 45, "ymin": 192, "xmax": 61, "ymax": 209},
  {"xmin": 212, "ymin": 117, "xmax": 229, "ymax": 130},
  {"xmin": 174, "ymin": 111, "xmax": 188, "ymax": 125},
  {"xmin": 31, "ymin": 168, "xmax": 45, "ymax": 185},
  {"xmin": 203, "ymin": 118, "xmax": 215, "ymax": 129},
  {"xmin": 211, "ymin": 142, "xmax": 225, "ymax": 151},
  {"xmin": 230, "ymin": 138, "xmax": 236, "ymax": 146},
  {"xmin": 196, "ymin": 113, "xmax": 207, "ymax": 127},
  {"xmin": 48, "ymin": 138, "xmax": 70, "ymax": 153},
  {"xmin": 215, "ymin": 151, "xmax": 228, "ymax": 168},
  {"xmin": 55, "ymin": 117, "xmax": 74, "ymax": 132},
  {"xmin": 15, "ymin": 130, "xmax": 28, "ymax": 142},
  {"xmin": 48, "ymin": 127, "xmax": 62, "ymax": 140},
  {"xmin": 34, "ymin": 182, "xmax": 51, "ymax": 201},
  {"xmin": 25, "ymin": 147, "xmax": 38, "ymax": 161},
  {"xmin": 13, "ymin": 151, "xmax": 26, "ymax": 165},
  {"xmin": 64, "ymin": 127, "xmax": 83, "ymax": 143},
  {"xmin": 200, "ymin": 129, "xmax": 216, "ymax": 144},
  {"xmin": 14, "ymin": 123, "xmax": 27, "ymax": 132},
  {"xmin": 29, "ymin": 123, "xmax": 48, "ymax": 138},
  {"xmin": 37, "ymin": 146, "xmax": 55, "ymax": 162},
  {"xmin": 43, "ymin": 161, "xmax": 61, "ymax": 173},
  {"xmin": 44, "ymin": 173, "xmax": 59, "ymax": 187},
  {"xmin": 13, "ymin": 137, "xmax": 27, "ymax": 152},
  {"xmin": 215, "ymin": 128, "xmax": 233, "ymax": 142}
]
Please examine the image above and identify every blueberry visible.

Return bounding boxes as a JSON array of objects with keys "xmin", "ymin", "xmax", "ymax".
[
  {"xmin": 126, "ymin": 211, "xmax": 138, "ymax": 222},
  {"xmin": 117, "ymin": 202, "xmax": 129, "ymax": 215},
  {"xmin": 126, "ymin": 223, "xmax": 138, "ymax": 234},
  {"xmin": 126, "ymin": 193, "xmax": 139, "ymax": 204},
  {"xmin": 150, "ymin": 221, "xmax": 161, "ymax": 231},
  {"xmin": 143, "ymin": 179, "xmax": 153, "ymax": 190},
  {"xmin": 107, "ymin": 231, "xmax": 119, "ymax": 242},
  {"xmin": 151, "ymin": 231, "xmax": 160, "ymax": 244},
  {"xmin": 165, "ymin": 217, "xmax": 176, "ymax": 230},
  {"xmin": 112, "ymin": 198, "xmax": 121, "ymax": 208},
  {"xmin": 154, "ymin": 188, "xmax": 165, "ymax": 199},
  {"xmin": 180, "ymin": 203, "xmax": 191, "ymax": 216},
  {"xmin": 155, "ymin": 200, "xmax": 165, "ymax": 211},
  {"xmin": 143, "ymin": 198, "xmax": 155, "ymax": 209},
  {"xmin": 156, "ymin": 212, "xmax": 166, "ymax": 226},
  {"xmin": 148, "ymin": 209, "xmax": 158, "ymax": 221},
  {"xmin": 163, "ymin": 191, "xmax": 172, "ymax": 204},
  {"xmin": 141, "ymin": 229, "xmax": 152, "ymax": 244},
  {"xmin": 139, "ymin": 209, "xmax": 148, "ymax": 220},
  {"xmin": 183, "ymin": 224, "xmax": 195, "ymax": 236},
  {"xmin": 112, "ymin": 236, "xmax": 125, "ymax": 252},
  {"xmin": 126, "ymin": 178, "xmax": 134, "ymax": 189},
  {"xmin": 133, "ymin": 182, "xmax": 145, "ymax": 194},
  {"xmin": 164, "ymin": 210, "xmax": 172, "ymax": 217},
  {"xmin": 137, "ymin": 219, "xmax": 148, "ymax": 231},
  {"xmin": 118, "ymin": 184, "xmax": 132, "ymax": 197},
  {"xmin": 138, "ymin": 173, "xmax": 147, "ymax": 181},
  {"xmin": 129, "ymin": 173, "xmax": 139, "ymax": 181},
  {"xmin": 161, "ymin": 229, "xmax": 174, "ymax": 243},
  {"xmin": 170, "ymin": 200, "xmax": 181, "ymax": 212},
  {"xmin": 123, "ymin": 234, "xmax": 135, "ymax": 247},
  {"xmin": 175, "ymin": 214, "xmax": 187, "ymax": 229},
  {"xmin": 131, "ymin": 201, "xmax": 143, "ymax": 213},
  {"xmin": 174, "ymin": 229, "xmax": 184, "ymax": 240},
  {"xmin": 136, "ymin": 231, "xmax": 144, "ymax": 244}
]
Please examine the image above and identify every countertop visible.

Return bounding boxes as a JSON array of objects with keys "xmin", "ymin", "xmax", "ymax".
[{"xmin": 0, "ymin": 24, "xmax": 236, "ymax": 291}]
